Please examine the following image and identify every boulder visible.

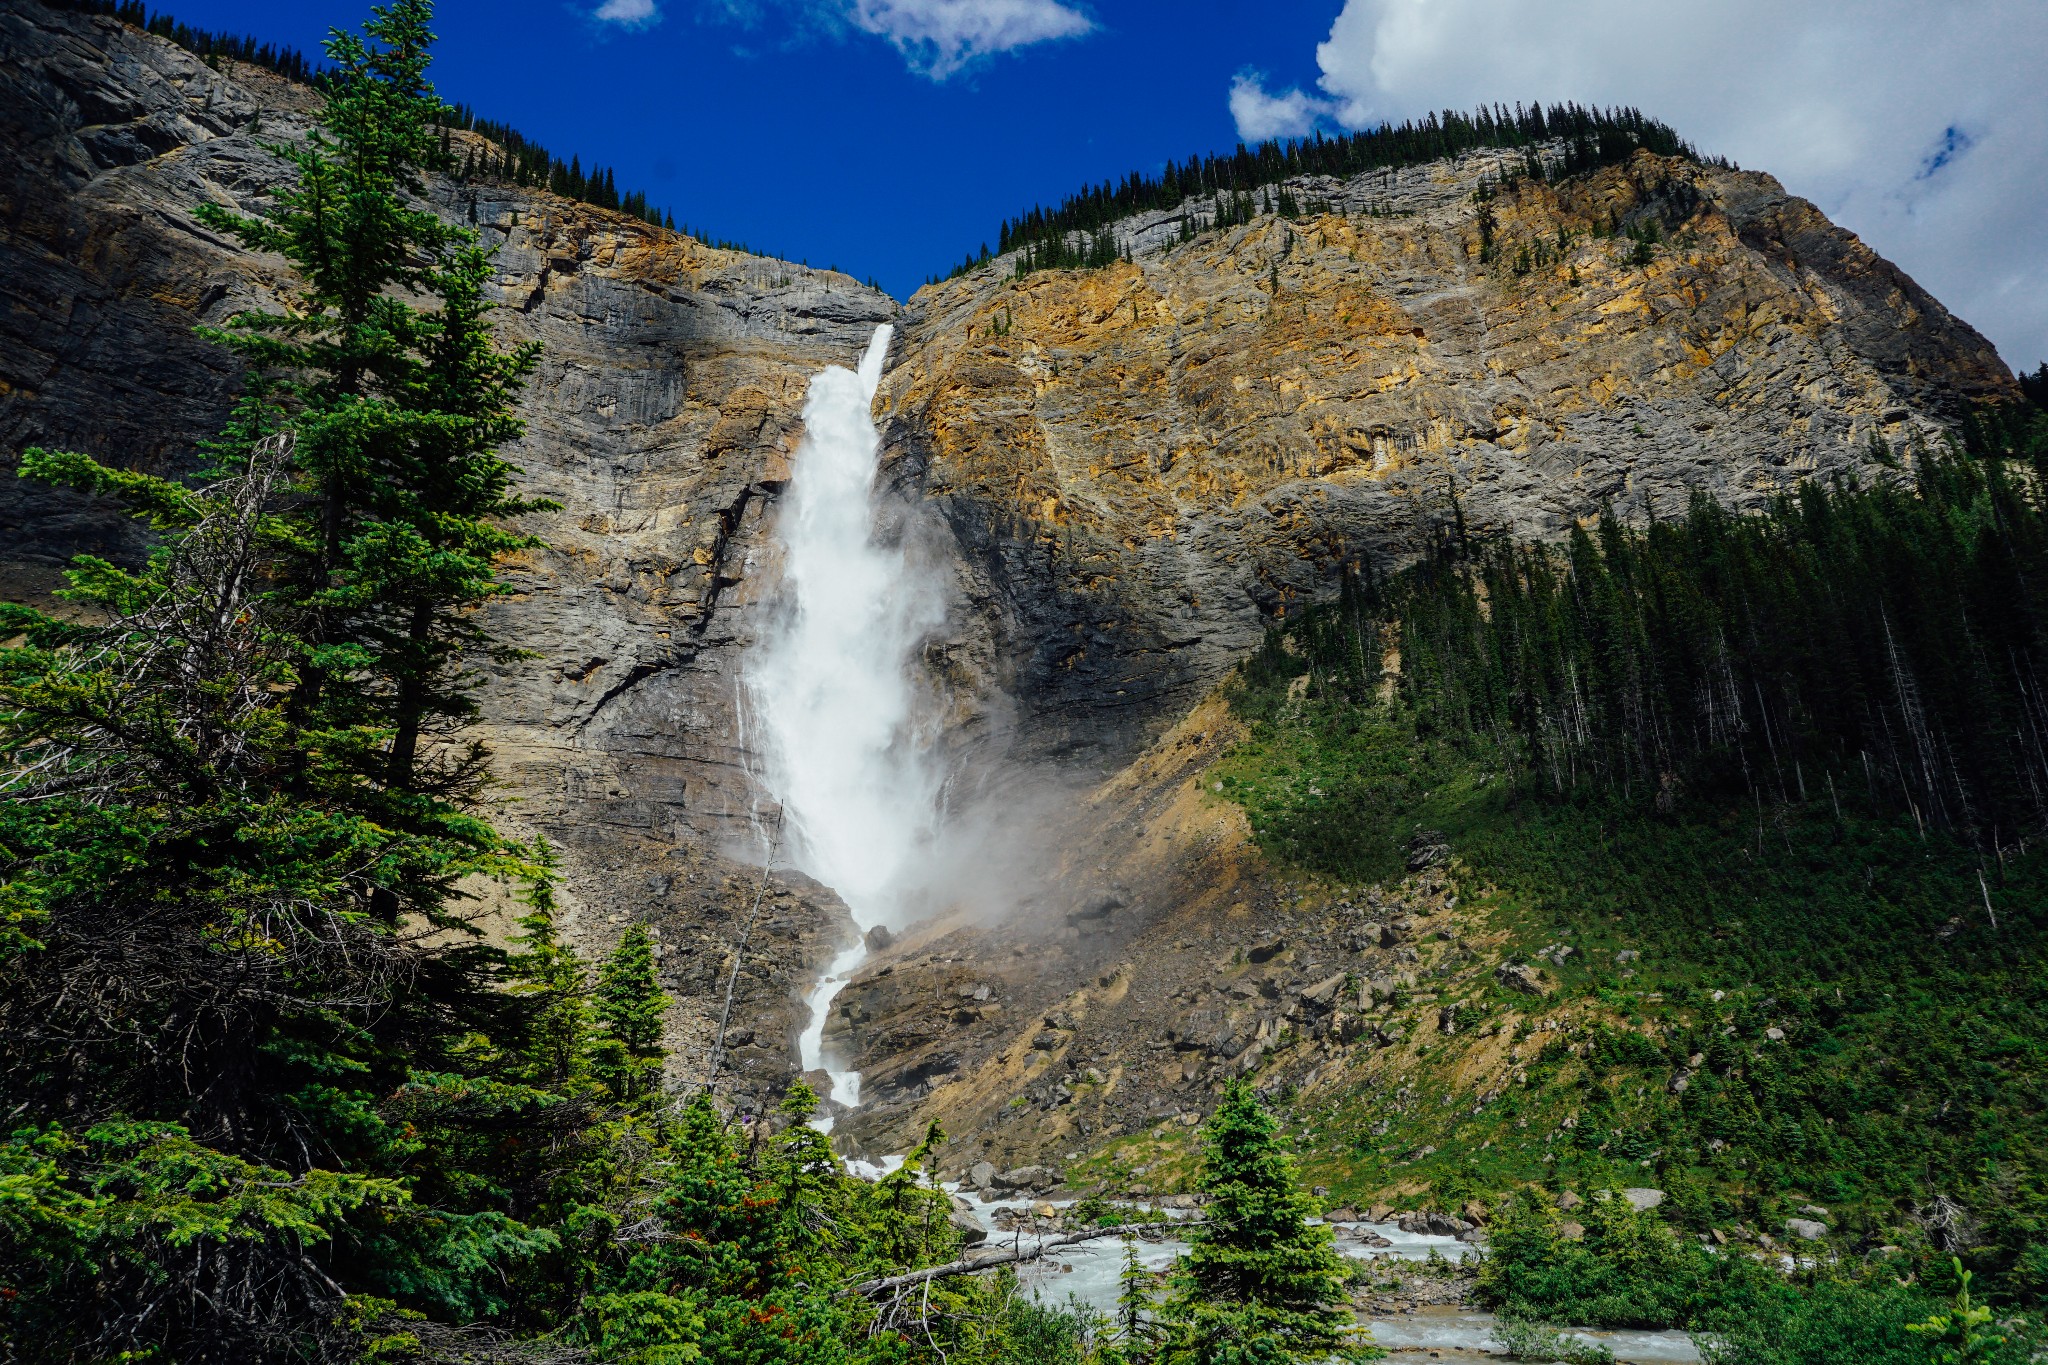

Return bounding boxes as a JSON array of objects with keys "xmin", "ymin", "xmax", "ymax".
[
  {"xmin": 1397, "ymin": 1211, "xmax": 1474, "ymax": 1237},
  {"xmin": 1786, "ymin": 1218, "xmax": 1830, "ymax": 1241},
  {"xmin": 1407, "ymin": 830, "xmax": 1449, "ymax": 870},
  {"xmin": 948, "ymin": 1210, "xmax": 988, "ymax": 1245},
  {"xmin": 865, "ymin": 924, "xmax": 894, "ymax": 953},
  {"xmin": 1614, "ymin": 949, "xmax": 1641, "ymax": 964},
  {"xmin": 1328, "ymin": 1011, "xmax": 1367, "ymax": 1043},
  {"xmin": 1461, "ymin": 1200, "xmax": 1489, "ymax": 1226},
  {"xmin": 1559, "ymin": 1221, "xmax": 1587, "ymax": 1241},
  {"xmin": 1326, "ymin": 1207, "xmax": 1359, "ymax": 1223},
  {"xmin": 1368, "ymin": 1202, "xmax": 1396, "ymax": 1223},
  {"xmin": 1349, "ymin": 921, "xmax": 1395, "ymax": 952},
  {"xmin": 993, "ymin": 1165, "xmax": 1056, "ymax": 1192},
  {"xmin": 1067, "ymin": 889, "xmax": 1125, "ymax": 931},
  {"xmin": 1032, "ymin": 1031, "xmax": 1063, "ymax": 1051},
  {"xmin": 1620, "ymin": 1188, "xmax": 1666, "ymax": 1212},
  {"xmin": 1765, "ymin": 1027, "xmax": 1787, "ymax": 1041},
  {"xmin": 1300, "ymin": 973, "xmax": 1348, "ymax": 1006},
  {"xmin": 1557, "ymin": 1191, "xmax": 1583, "ymax": 1211},
  {"xmin": 1494, "ymin": 962, "xmax": 1549, "ymax": 995},
  {"xmin": 969, "ymin": 1161, "xmax": 997, "ymax": 1190}
]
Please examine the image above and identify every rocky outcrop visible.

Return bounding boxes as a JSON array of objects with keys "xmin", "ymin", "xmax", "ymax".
[
  {"xmin": 877, "ymin": 148, "xmax": 2017, "ymax": 765},
  {"xmin": 0, "ymin": 0, "xmax": 896, "ymax": 1110}
]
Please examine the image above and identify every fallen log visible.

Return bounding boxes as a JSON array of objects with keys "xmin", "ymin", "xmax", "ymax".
[{"xmin": 845, "ymin": 1219, "xmax": 1200, "ymax": 1299}]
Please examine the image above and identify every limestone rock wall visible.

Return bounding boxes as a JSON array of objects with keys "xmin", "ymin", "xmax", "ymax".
[{"xmin": 878, "ymin": 149, "xmax": 2017, "ymax": 767}]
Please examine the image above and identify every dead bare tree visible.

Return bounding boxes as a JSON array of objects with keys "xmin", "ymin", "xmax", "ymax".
[
  {"xmin": 846, "ymin": 1220, "xmax": 1199, "ymax": 1302},
  {"xmin": 702, "ymin": 812, "xmax": 782, "ymax": 1094}
]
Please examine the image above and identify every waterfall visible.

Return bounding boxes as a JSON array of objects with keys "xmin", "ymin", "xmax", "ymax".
[{"xmin": 745, "ymin": 323, "xmax": 941, "ymax": 1117}]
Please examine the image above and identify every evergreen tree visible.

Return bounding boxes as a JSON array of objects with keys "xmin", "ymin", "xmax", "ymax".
[
  {"xmin": 0, "ymin": 3, "xmax": 587, "ymax": 1355},
  {"xmin": 506, "ymin": 841, "xmax": 594, "ymax": 1087},
  {"xmin": 2021, "ymin": 363, "xmax": 2048, "ymax": 411},
  {"xmin": 593, "ymin": 923, "xmax": 669, "ymax": 1098},
  {"xmin": 1159, "ymin": 1080, "xmax": 1368, "ymax": 1364},
  {"xmin": 1118, "ymin": 1235, "xmax": 1157, "ymax": 1350}
]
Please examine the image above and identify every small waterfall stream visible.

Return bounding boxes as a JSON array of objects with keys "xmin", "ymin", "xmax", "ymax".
[{"xmin": 745, "ymin": 323, "xmax": 942, "ymax": 1125}]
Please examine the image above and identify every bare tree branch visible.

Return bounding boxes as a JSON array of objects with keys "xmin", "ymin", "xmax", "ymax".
[{"xmin": 844, "ymin": 1220, "xmax": 1198, "ymax": 1300}]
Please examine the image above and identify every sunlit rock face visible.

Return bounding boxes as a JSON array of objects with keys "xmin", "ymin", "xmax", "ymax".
[{"xmin": 878, "ymin": 148, "xmax": 2016, "ymax": 767}]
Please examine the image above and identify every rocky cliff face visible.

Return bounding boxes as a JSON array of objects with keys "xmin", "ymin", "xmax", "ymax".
[
  {"xmin": 876, "ymin": 149, "xmax": 2015, "ymax": 766},
  {"xmin": 830, "ymin": 146, "xmax": 2018, "ymax": 1166},
  {"xmin": 0, "ymin": 0, "xmax": 896, "ymax": 1111},
  {"xmin": 2, "ymin": 1, "xmax": 2024, "ymax": 1151}
]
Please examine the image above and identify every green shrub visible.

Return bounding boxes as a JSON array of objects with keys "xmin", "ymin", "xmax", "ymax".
[{"xmin": 1493, "ymin": 1315, "xmax": 1615, "ymax": 1365}]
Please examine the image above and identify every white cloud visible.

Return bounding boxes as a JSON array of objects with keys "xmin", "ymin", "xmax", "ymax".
[
  {"xmin": 1273, "ymin": 0, "xmax": 2047, "ymax": 370},
  {"xmin": 850, "ymin": 0, "xmax": 1092, "ymax": 79},
  {"xmin": 1229, "ymin": 71, "xmax": 1333, "ymax": 142},
  {"xmin": 595, "ymin": 0, "xmax": 659, "ymax": 25}
]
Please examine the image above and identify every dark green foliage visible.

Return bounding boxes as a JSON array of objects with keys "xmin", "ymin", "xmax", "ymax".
[
  {"xmin": 2020, "ymin": 364, "xmax": 2048, "ymax": 412},
  {"xmin": 1218, "ymin": 426, "xmax": 2048, "ymax": 1317},
  {"xmin": 1696, "ymin": 1278, "xmax": 1981, "ymax": 1365},
  {"xmin": 1013, "ymin": 225, "xmax": 1125, "ymax": 278},
  {"xmin": 1481, "ymin": 1194, "xmax": 2042, "ymax": 1362},
  {"xmin": 1628, "ymin": 216, "xmax": 1662, "ymax": 265},
  {"xmin": 1118, "ymin": 1237, "xmax": 1156, "ymax": 1350},
  {"xmin": 1266, "ymin": 442, "xmax": 2048, "ymax": 848},
  {"xmin": 592, "ymin": 925, "xmax": 669, "ymax": 1098},
  {"xmin": 996, "ymin": 103, "xmax": 1703, "ymax": 261},
  {"xmin": 1158, "ymin": 1080, "xmax": 1367, "ymax": 1363},
  {"xmin": 0, "ymin": 3, "xmax": 594, "ymax": 1355},
  {"xmin": 1480, "ymin": 1189, "xmax": 1723, "ymax": 1327}
]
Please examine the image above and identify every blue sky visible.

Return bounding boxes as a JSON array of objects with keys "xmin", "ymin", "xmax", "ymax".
[
  {"xmin": 172, "ymin": 0, "xmax": 1342, "ymax": 285},
  {"xmin": 166, "ymin": 0, "xmax": 2045, "ymax": 370}
]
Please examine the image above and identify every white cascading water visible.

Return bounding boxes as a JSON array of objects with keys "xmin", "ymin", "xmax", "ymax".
[{"xmin": 745, "ymin": 323, "xmax": 944, "ymax": 1120}]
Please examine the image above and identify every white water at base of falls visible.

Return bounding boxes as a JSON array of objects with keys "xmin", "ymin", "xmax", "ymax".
[
  {"xmin": 797, "ymin": 942, "xmax": 869, "ymax": 1110},
  {"xmin": 745, "ymin": 323, "xmax": 943, "ymax": 1127}
]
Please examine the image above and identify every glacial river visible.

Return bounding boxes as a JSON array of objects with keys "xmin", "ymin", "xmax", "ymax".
[{"xmin": 952, "ymin": 1189, "xmax": 1701, "ymax": 1363}]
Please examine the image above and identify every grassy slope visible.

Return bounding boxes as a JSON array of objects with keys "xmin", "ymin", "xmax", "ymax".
[{"xmin": 1207, "ymin": 682, "xmax": 2047, "ymax": 1294}]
